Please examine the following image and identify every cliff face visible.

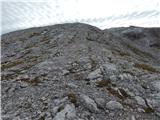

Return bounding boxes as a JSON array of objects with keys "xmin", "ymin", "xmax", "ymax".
[{"xmin": 1, "ymin": 23, "xmax": 160, "ymax": 120}]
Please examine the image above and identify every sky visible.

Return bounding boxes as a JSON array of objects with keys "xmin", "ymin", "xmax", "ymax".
[{"xmin": 1, "ymin": 0, "xmax": 160, "ymax": 34}]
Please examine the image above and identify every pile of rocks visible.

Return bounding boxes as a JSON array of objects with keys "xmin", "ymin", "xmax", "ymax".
[{"xmin": 1, "ymin": 23, "xmax": 160, "ymax": 120}]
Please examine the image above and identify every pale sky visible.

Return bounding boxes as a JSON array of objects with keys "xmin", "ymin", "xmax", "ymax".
[{"xmin": 1, "ymin": 0, "xmax": 160, "ymax": 34}]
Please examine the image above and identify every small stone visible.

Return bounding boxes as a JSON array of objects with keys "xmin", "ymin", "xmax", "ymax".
[
  {"xmin": 119, "ymin": 73, "xmax": 133, "ymax": 80},
  {"xmin": 135, "ymin": 96, "xmax": 146, "ymax": 107},
  {"xmin": 94, "ymin": 98, "xmax": 106, "ymax": 108},
  {"xmin": 78, "ymin": 119, "xmax": 85, "ymax": 120},
  {"xmin": 67, "ymin": 83, "xmax": 78, "ymax": 88},
  {"xmin": 109, "ymin": 112, "xmax": 115, "ymax": 117},
  {"xmin": 80, "ymin": 94, "xmax": 99, "ymax": 113},
  {"xmin": 151, "ymin": 81, "xmax": 160, "ymax": 91},
  {"xmin": 146, "ymin": 98, "xmax": 160, "ymax": 108},
  {"xmin": 124, "ymin": 88, "xmax": 135, "ymax": 97},
  {"xmin": 87, "ymin": 69, "xmax": 102, "ymax": 80},
  {"xmin": 53, "ymin": 106, "xmax": 59, "ymax": 114},
  {"xmin": 131, "ymin": 115, "xmax": 136, "ymax": 120},
  {"xmin": 109, "ymin": 75, "xmax": 117, "ymax": 82},
  {"xmin": 41, "ymin": 96, "xmax": 47, "ymax": 101},
  {"xmin": 80, "ymin": 111, "xmax": 91, "ymax": 119},
  {"xmin": 137, "ymin": 108, "xmax": 145, "ymax": 112},
  {"xmin": 54, "ymin": 104, "xmax": 76, "ymax": 120},
  {"xmin": 150, "ymin": 92, "xmax": 160, "ymax": 99},
  {"xmin": 101, "ymin": 63, "xmax": 117, "ymax": 76},
  {"xmin": 106, "ymin": 101, "xmax": 123, "ymax": 110},
  {"xmin": 62, "ymin": 69, "xmax": 70, "ymax": 76},
  {"xmin": 102, "ymin": 63, "xmax": 117, "ymax": 71}
]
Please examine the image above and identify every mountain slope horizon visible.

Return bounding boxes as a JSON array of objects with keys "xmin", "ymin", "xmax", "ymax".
[{"xmin": 1, "ymin": 23, "xmax": 160, "ymax": 120}]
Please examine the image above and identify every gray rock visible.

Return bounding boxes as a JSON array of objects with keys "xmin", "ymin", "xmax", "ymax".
[
  {"xmin": 146, "ymin": 98, "xmax": 160, "ymax": 108},
  {"xmin": 94, "ymin": 98, "xmax": 106, "ymax": 109},
  {"xmin": 131, "ymin": 115, "xmax": 136, "ymax": 120},
  {"xmin": 102, "ymin": 63, "xmax": 117, "ymax": 71},
  {"xmin": 118, "ymin": 73, "xmax": 133, "ymax": 81},
  {"xmin": 134, "ymin": 96, "xmax": 146, "ymax": 107},
  {"xmin": 106, "ymin": 101, "xmax": 123, "ymax": 110},
  {"xmin": 62, "ymin": 69, "xmax": 70, "ymax": 76},
  {"xmin": 67, "ymin": 82, "xmax": 78, "ymax": 88},
  {"xmin": 54, "ymin": 104, "xmax": 76, "ymax": 120},
  {"xmin": 109, "ymin": 75, "xmax": 117, "ymax": 82},
  {"xmin": 80, "ymin": 94, "xmax": 99, "ymax": 113},
  {"xmin": 124, "ymin": 88, "xmax": 135, "ymax": 97},
  {"xmin": 150, "ymin": 92, "xmax": 160, "ymax": 99},
  {"xmin": 101, "ymin": 63, "xmax": 117, "ymax": 76},
  {"xmin": 87, "ymin": 69, "xmax": 102, "ymax": 80},
  {"xmin": 151, "ymin": 81, "xmax": 160, "ymax": 91}
]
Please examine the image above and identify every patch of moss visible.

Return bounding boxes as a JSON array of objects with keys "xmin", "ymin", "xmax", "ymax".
[
  {"xmin": 134, "ymin": 63, "xmax": 158, "ymax": 72},
  {"xmin": 29, "ymin": 32, "xmax": 41, "ymax": 38},
  {"xmin": 2, "ymin": 59, "xmax": 24, "ymax": 70},
  {"xmin": 57, "ymin": 106, "xmax": 64, "ymax": 112},
  {"xmin": 95, "ymin": 79, "xmax": 130, "ymax": 99},
  {"xmin": 107, "ymin": 86, "xmax": 123, "ymax": 99},
  {"xmin": 96, "ymin": 80, "xmax": 110, "ymax": 87},
  {"xmin": 144, "ymin": 107, "xmax": 154, "ymax": 113},
  {"xmin": 39, "ymin": 116, "xmax": 45, "ymax": 120},
  {"xmin": 1, "ymin": 74, "xmax": 17, "ymax": 81},
  {"xmin": 67, "ymin": 92, "xmax": 77, "ymax": 105},
  {"xmin": 89, "ymin": 57, "xmax": 98, "ymax": 71},
  {"xmin": 118, "ymin": 88, "xmax": 130, "ymax": 98},
  {"xmin": 106, "ymin": 86, "xmax": 130, "ymax": 100},
  {"xmin": 21, "ymin": 77, "xmax": 41, "ymax": 86}
]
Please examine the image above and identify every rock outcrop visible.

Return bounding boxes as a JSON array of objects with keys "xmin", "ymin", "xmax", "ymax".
[{"xmin": 1, "ymin": 23, "xmax": 160, "ymax": 120}]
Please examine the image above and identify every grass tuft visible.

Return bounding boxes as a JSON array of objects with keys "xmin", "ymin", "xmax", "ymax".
[
  {"xmin": 2, "ymin": 60, "xmax": 24, "ymax": 70},
  {"xmin": 144, "ymin": 107, "xmax": 154, "ymax": 113},
  {"xmin": 134, "ymin": 63, "xmax": 158, "ymax": 72},
  {"xmin": 57, "ymin": 106, "xmax": 65, "ymax": 112},
  {"xmin": 67, "ymin": 92, "xmax": 77, "ymax": 106},
  {"xmin": 96, "ymin": 80, "xmax": 110, "ymax": 87}
]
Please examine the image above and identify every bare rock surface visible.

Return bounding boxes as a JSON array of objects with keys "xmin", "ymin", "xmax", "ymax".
[
  {"xmin": 106, "ymin": 101, "xmax": 123, "ymax": 110},
  {"xmin": 80, "ymin": 94, "xmax": 99, "ymax": 113},
  {"xmin": 1, "ymin": 23, "xmax": 160, "ymax": 120}
]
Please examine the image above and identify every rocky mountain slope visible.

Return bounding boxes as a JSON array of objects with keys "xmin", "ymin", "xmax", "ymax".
[{"xmin": 1, "ymin": 23, "xmax": 160, "ymax": 120}]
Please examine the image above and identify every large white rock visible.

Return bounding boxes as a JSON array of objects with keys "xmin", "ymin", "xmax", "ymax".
[
  {"xmin": 103, "ymin": 63, "xmax": 117, "ymax": 71},
  {"xmin": 80, "ymin": 94, "xmax": 99, "ymax": 113},
  {"xmin": 106, "ymin": 101, "xmax": 123, "ymax": 110},
  {"xmin": 101, "ymin": 63, "xmax": 117, "ymax": 76},
  {"xmin": 94, "ymin": 98, "xmax": 106, "ymax": 109},
  {"xmin": 135, "ymin": 96, "xmax": 146, "ymax": 107},
  {"xmin": 54, "ymin": 104, "xmax": 76, "ymax": 120},
  {"xmin": 87, "ymin": 69, "xmax": 102, "ymax": 80}
]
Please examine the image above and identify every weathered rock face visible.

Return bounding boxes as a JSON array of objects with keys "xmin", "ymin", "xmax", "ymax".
[{"xmin": 1, "ymin": 23, "xmax": 160, "ymax": 120}]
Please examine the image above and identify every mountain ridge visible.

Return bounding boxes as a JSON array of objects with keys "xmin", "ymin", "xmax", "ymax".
[{"xmin": 1, "ymin": 23, "xmax": 160, "ymax": 120}]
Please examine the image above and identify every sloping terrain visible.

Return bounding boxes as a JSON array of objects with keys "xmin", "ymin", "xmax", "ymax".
[{"xmin": 1, "ymin": 23, "xmax": 160, "ymax": 120}]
